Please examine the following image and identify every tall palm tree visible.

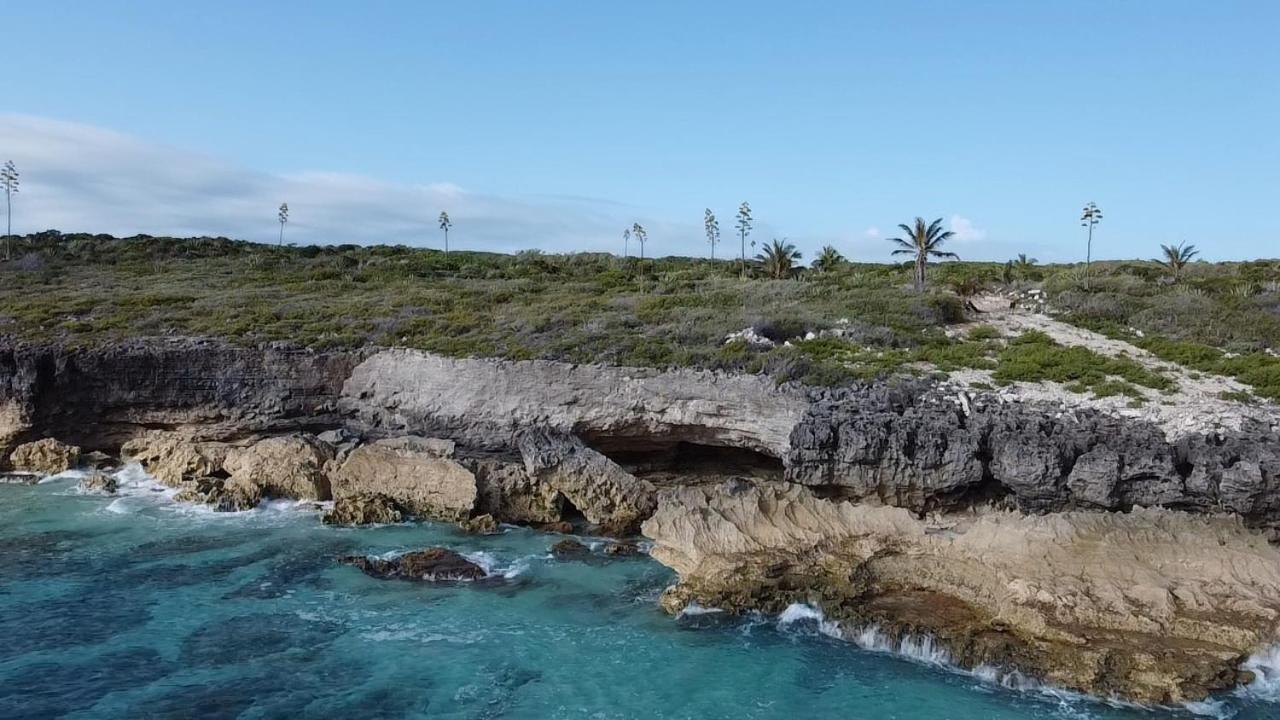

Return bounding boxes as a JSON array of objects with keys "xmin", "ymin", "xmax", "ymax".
[
  {"xmin": 1013, "ymin": 253, "xmax": 1037, "ymax": 272},
  {"xmin": 888, "ymin": 217, "xmax": 958, "ymax": 290},
  {"xmin": 812, "ymin": 245, "xmax": 844, "ymax": 273},
  {"xmin": 756, "ymin": 239, "xmax": 801, "ymax": 279},
  {"xmin": 1157, "ymin": 242, "xmax": 1198, "ymax": 282}
]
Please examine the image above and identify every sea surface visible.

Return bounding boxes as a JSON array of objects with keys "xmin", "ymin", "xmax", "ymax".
[{"xmin": 2, "ymin": 468, "xmax": 1278, "ymax": 720}]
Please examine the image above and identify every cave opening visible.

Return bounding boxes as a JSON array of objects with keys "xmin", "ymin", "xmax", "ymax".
[{"xmin": 581, "ymin": 436, "xmax": 784, "ymax": 486}]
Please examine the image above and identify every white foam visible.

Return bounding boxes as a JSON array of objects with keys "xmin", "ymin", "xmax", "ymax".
[
  {"xmin": 1238, "ymin": 644, "xmax": 1280, "ymax": 702},
  {"xmin": 851, "ymin": 624, "xmax": 952, "ymax": 666},
  {"xmin": 463, "ymin": 551, "xmax": 534, "ymax": 579},
  {"xmin": 775, "ymin": 603, "xmax": 844, "ymax": 640},
  {"xmin": 677, "ymin": 602, "xmax": 725, "ymax": 618}
]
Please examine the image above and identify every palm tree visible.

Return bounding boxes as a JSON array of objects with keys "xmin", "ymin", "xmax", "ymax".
[
  {"xmin": 756, "ymin": 239, "xmax": 801, "ymax": 279},
  {"xmin": 888, "ymin": 217, "xmax": 958, "ymax": 290},
  {"xmin": 632, "ymin": 223, "xmax": 647, "ymax": 259},
  {"xmin": 2, "ymin": 161, "xmax": 18, "ymax": 261},
  {"xmin": 1013, "ymin": 253, "xmax": 1037, "ymax": 273},
  {"xmin": 277, "ymin": 203, "xmax": 289, "ymax": 246},
  {"xmin": 736, "ymin": 202, "xmax": 752, "ymax": 277},
  {"xmin": 1157, "ymin": 242, "xmax": 1198, "ymax": 282},
  {"xmin": 812, "ymin": 245, "xmax": 844, "ymax": 273}
]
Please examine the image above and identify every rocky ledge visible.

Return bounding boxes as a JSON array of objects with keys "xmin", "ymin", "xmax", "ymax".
[{"xmin": 2, "ymin": 338, "xmax": 1279, "ymax": 703}]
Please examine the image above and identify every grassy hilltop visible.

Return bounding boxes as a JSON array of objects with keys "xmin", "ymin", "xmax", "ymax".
[{"xmin": 1, "ymin": 231, "xmax": 1278, "ymax": 396}]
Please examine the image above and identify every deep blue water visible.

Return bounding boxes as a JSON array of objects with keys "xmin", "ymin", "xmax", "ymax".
[{"xmin": 2, "ymin": 469, "xmax": 1277, "ymax": 720}]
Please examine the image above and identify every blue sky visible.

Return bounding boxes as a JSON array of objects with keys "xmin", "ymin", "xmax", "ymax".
[{"xmin": 3, "ymin": 1, "xmax": 1277, "ymax": 260}]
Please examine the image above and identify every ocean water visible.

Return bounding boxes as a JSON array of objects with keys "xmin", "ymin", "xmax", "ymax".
[{"xmin": 2, "ymin": 470, "xmax": 1277, "ymax": 720}]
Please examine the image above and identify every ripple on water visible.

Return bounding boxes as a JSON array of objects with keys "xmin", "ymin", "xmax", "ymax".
[{"xmin": 179, "ymin": 613, "xmax": 341, "ymax": 667}]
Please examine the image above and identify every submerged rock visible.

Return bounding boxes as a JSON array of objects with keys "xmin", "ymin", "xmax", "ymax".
[
  {"xmin": 8, "ymin": 438, "xmax": 81, "ymax": 475},
  {"xmin": 78, "ymin": 471, "xmax": 118, "ymax": 495},
  {"xmin": 322, "ymin": 493, "xmax": 402, "ymax": 526},
  {"xmin": 339, "ymin": 547, "xmax": 487, "ymax": 582},
  {"xmin": 643, "ymin": 480, "xmax": 1280, "ymax": 705}
]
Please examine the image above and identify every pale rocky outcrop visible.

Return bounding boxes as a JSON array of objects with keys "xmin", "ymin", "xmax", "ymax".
[
  {"xmin": 8, "ymin": 438, "xmax": 81, "ymax": 475},
  {"xmin": 643, "ymin": 481, "xmax": 1280, "ymax": 704},
  {"xmin": 519, "ymin": 431, "xmax": 656, "ymax": 535},
  {"xmin": 223, "ymin": 434, "xmax": 333, "ymax": 500},
  {"xmin": 78, "ymin": 471, "xmax": 118, "ymax": 495},
  {"xmin": 330, "ymin": 436, "xmax": 477, "ymax": 521},
  {"xmin": 465, "ymin": 455, "xmax": 561, "ymax": 524},
  {"xmin": 121, "ymin": 431, "xmax": 230, "ymax": 487}
]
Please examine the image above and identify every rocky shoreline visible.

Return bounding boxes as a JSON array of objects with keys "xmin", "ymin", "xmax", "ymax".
[{"xmin": 3, "ymin": 338, "xmax": 1279, "ymax": 704}]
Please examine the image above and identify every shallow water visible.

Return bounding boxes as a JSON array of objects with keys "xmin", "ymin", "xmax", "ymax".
[{"xmin": 2, "ymin": 472, "xmax": 1276, "ymax": 720}]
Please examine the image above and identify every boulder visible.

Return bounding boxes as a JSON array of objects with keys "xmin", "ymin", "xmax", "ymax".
[
  {"xmin": 223, "ymin": 434, "xmax": 334, "ymax": 500},
  {"xmin": 466, "ymin": 456, "xmax": 561, "ymax": 524},
  {"xmin": 8, "ymin": 438, "xmax": 81, "ymax": 475},
  {"xmin": 330, "ymin": 437, "xmax": 477, "ymax": 521},
  {"xmin": 122, "ymin": 431, "xmax": 229, "ymax": 487},
  {"xmin": 519, "ymin": 431, "xmax": 656, "ymax": 536},
  {"xmin": 173, "ymin": 475, "xmax": 262, "ymax": 512},
  {"xmin": 459, "ymin": 513, "xmax": 500, "ymax": 534},
  {"xmin": 78, "ymin": 471, "xmax": 119, "ymax": 495},
  {"xmin": 339, "ymin": 547, "xmax": 487, "ymax": 582},
  {"xmin": 322, "ymin": 493, "xmax": 403, "ymax": 526}
]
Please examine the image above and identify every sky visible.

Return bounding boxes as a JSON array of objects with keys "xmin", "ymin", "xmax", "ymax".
[{"xmin": 2, "ymin": 1, "xmax": 1277, "ymax": 261}]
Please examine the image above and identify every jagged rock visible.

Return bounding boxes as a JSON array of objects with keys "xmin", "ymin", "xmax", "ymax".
[
  {"xmin": 459, "ymin": 513, "xmax": 499, "ymax": 534},
  {"xmin": 172, "ymin": 475, "xmax": 261, "ymax": 511},
  {"xmin": 223, "ymin": 434, "xmax": 334, "ymax": 500},
  {"xmin": 322, "ymin": 493, "xmax": 403, "ymax": 526},
  {"xmin": 78, "ymin": 471, "xmax": 118, "ymax": 495},
  {"xmin": 340, "ymin": 547, "xmax": 487, "ymax": 581},
  {"xmin": 465, "ymin": 456, "xmax": 562, "ymax": 524},
  {"xmin": 81, "ymin": 451, "xmax": 115, "ymax": 470},
  {"xmin": 519, "ymin": 431, "xmax": 655, "ymax": 536},
  {"xmin": 643, "ymin": 481, "xmax": 1280, "ymax": 704},
  {"xmin": 8, "ymin": 438, "xmax": 81, "ymax": 475},
  {"xmin": 551, "ymin": 539, "xmax": 590, "ymax": 558},
  {"xmin": 603, "ymin": 541, "xmax": 643, "ymax": 557},
  {"xmin": 535, "ymin": 521, "xmax": 574, "ymax": 534},
  {"xmin": 122, "ymin": 431, "xmax": 229, "ymax": 487},
  {"xmin": 330, "ymin": 436, "xmax": 477, "ymax": 521}
]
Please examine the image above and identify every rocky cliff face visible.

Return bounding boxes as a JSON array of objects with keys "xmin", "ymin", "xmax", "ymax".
[{"xmin": 3, "ymin": 339, "xmax": 1280, "ymax": 703}]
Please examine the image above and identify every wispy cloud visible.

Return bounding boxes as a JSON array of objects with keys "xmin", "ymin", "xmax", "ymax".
[
  {"xmin": 948, "ymin": 214, "xmax": 986, "ymax": 243},
  {"xmin": 0, "ymin": 114, "xmax": 660, "ymax": 253}
]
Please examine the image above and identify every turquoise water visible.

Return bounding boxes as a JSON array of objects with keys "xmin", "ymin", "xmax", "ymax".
[{"xmin": 2, "ymin": 471, "xmax": 1276, "ymax": 720}]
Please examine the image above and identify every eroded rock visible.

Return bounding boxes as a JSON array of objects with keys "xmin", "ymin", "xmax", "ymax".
[
  {"xmin": 339, "ymin": 547, "xmax": 487, "ymax": 582},
  {"xmin": 520, "ymin": 431, "xmax": 655, "ymax": 536},
  {"xmin": 459, "ymin": 513, "xmax": 500, "ymax": 534},
  {"xmin": 223, "ymin": 434, "xmax": 334, "ymax": 500},
  {"xmin": 79, "ymin": 471, "xmax": 118, "ymax": 495},
  {"xmin": 322, "ymin": 493, "xmax": 403, "ymax": 526},
  {"xmin": 8, "ymin": 438, "xmax": 81, "ymax": 475},
  {"xmin": 331, "ymin": 436, "xmax": 477, "ymax": 521},
  {"xmin": 122, "ymin": 431, "xmax": 229, "ymax": 488},
  {"xmin": 551, "ymin": 539, "xmax": 590, "ymax": 558},
  {"xmin": 643, "ymin": 480, "xmax": 1280, "ymax": 704}
]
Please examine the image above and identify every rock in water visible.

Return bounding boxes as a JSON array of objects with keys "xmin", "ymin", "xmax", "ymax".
[
  {"xmin": 551, "ymin": 539, "xmax": 591, "ymax": 558},
  {"xmin": 642, "ymin": 480, "xmax": 1280, "ymax": 705},
  {"xmin": 340, "ymin": 548, "xmax": 487, "ymax": 582},
  {"xmin": 8, "ymin": 438, "xmax": 81, "ymax": 475},
  {"xmin": 330, "ymin": 437, "xmax": 477, "ymax": 521},
  {"xmin": 459, "ymin": 513, "xmax": 500, "ymax": 534},
  {"xmin": 322, "ymin": 493, "xmax": 403, "ymax": 526},
  {"xmin": 79, "ymin": 471, "xmax": 119, "ymax": 495}
]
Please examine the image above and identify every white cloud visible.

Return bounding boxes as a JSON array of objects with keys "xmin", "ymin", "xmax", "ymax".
[
  {"xmin": 948, "ymin": 215, "xmax": 986, "ymax": 243},
  {"xmin": 0, "ymin": 113, "xmax": 659, "ymax": 253},
  {"xmin": 863, "ymin": 226, "xmax": 881, "ymax": 240}
]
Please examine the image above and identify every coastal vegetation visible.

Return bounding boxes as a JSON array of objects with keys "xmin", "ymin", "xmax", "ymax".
[{"xmin": 0, "ymin": 231, "xmax": 1277, "ymax": 393}]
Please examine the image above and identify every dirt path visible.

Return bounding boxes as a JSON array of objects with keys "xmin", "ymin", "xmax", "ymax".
[{"xmin": 944, "ymin": 294, "xmax": 1277, "ymax": 439}]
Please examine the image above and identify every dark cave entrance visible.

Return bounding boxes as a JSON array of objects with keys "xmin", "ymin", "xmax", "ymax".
[{"xmin": 580, "ymin": 434, "xmax": 784, "ymax": 486}]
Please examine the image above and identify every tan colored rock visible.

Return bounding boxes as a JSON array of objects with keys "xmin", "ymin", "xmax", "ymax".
[
  {"xmin": 224, "ymin": 434, "xmax": 334, "ymax": 500},
  {"xmin": 459, "ymin": 513, "xmax": 499, "ymax": 534},
  {"xmin": 0, "ymin": 399, "xmax": 29, "ymax": 467},
  {"xmin": 520, "ymin": 434, "xmax": 655, "ymax": 536},
  {"xmin": 466, "ymin": 456, "xmax": 561, "ymax": 524},
  {"xmin": 322, "ymin": 493, "xmax": 403, "ymax": 525},
  {"xmin": 122, "ymin": 431, "xmax": 229, "ymax": 487},
  {"xmin": 8, "ymin": 438, "xmax": 81, "ymax": 475},
  {"xmin": 643, "ymin": 481, "xmax": 1280, "ymax": 705},
  {"xmin": 331, "ymin": 436, "xmax": 477, "ymax": 521},
  {"xmin": 172, "ymin": 475, "xmax": 262, "ymax": 512}
]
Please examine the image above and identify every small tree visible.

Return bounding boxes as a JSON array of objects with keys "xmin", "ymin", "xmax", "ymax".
[
  {"xmin": 735, "ymin": 201, "xmax": 752, "ymax": 277},
  {"xmin": 1157, "ymin": 242, "xmax": 1198, "ymax": 282},
  {"xmin": 756, "ymin": 239, "xmax": 801, "ymax": 279},
  {"xmin": 277, "ymin": 203, "xmax": 289, "ymax": 246},
  {"xmin": 888, "ymin": 216, "xmax": 958, "ymax": 290},
  {"xmin": 438, "ymin": 211, "xmax": 453, "ymax": 253},
  {"xmin": 2, "ymin": 161, "xmax": 18, "ymax": 261},
  {"xmin": 704, "ymin": 209, "xmax": 720, "ymax": 260},
  {"xmin": 632, "ymin": 223, "xmax": 648, "ymax": 259},
  {"xmin": 812, "ymin": 245, "xmax": 844, "ymax": 273},
  {"xmin": 1080, "ymin": 202, "xmax": 1103, "ymax": 289}
]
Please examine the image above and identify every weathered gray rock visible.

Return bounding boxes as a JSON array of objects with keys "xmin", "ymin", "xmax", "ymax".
[
  {"xmin": 519, "ymin": 431, "xmax": 656, "ymax": 536},
  {"xmin": 78, "ymin": 470, "xmax": 118, "ymax": 495},
  {"xmin": 340, "ymin": 547, "xmax": 487, "ymax": 582}
]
